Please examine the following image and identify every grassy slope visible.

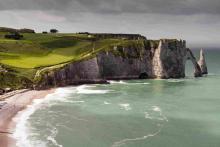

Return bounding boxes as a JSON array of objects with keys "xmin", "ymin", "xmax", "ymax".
[
  {"xmin": 0, "ymin": 32, "xmax": 148, "ymax": 89},
  {"xmin": 0, "ymin": 33, "xmax": 133, "ymax": 68}
]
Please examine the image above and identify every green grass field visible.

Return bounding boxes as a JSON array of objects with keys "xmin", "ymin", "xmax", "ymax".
[
  {"xmin": 0, "ymin": 31, "xmax": 149, "ymax": 89},
  {"xmin": 0, "ymin": 33, "xmax": 138, "ymax": 68}
]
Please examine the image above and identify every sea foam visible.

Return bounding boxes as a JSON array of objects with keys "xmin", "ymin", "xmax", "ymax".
[
  {"xmin": 12, "ymin": 95, "xmax": 52, "ymax": 147},
  {"xmin": 47, "ymin": 127, "xmax": 63, "ymax": 147},
  {"xmin": 104, "ymin": 101, "xmax": 111, "ymax": 105},
  {"xmin": 109, "ymin": 80, "xmax": 127, "ymax": 84},
  {"xmin": 12, "ymin": 85, "xmax": 110, "ymax": 146},
  {"xmin": 76, "ymin": 85, "xmax": 112, "ymax": 94},
  {"xmin": 119, "ymin": 103, "xmax": 131, "ymax": 111},
  {"xmin": 109, "ymin": 80, "xmax": 150, "ymax": 85},
  {"xmin": 112, "ymin": 128, "xmax": 161, "ymax": 147},
  {"xmin": 12, "ymin": 89, "xmax": 67, "ymax": 147},
  {"xmin": 151, "ymin": 106, "xmax": 168, "ymax": 122}
]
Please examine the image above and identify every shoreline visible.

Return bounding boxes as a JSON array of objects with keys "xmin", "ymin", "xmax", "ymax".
[{"xmin": 0, "ymin": 89, "xmax": 55, "ymax": 147}]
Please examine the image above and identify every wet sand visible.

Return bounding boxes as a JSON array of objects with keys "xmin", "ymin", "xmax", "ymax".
[{"xmin": 0, "ymin": 89, "xmax": 55, "ymax": 147}]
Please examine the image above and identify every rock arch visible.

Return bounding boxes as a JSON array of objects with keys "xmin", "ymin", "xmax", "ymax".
[{"xmin": 186, "ymin": 48, "xmax": 202, "ymax": 77}]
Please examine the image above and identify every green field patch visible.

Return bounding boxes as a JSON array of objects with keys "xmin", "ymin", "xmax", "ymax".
[
  {"xmin": 0, "ymin": 52, "xmax": 20, "ymax": 59},
  {"xmin": 0, "ymin": 37, "xmax": 145, "ymax": 68},
  {"xmin": 0, "ymin": 40, "xmax": 48, "ymax": 56},
  {"xmin": 0, "ymin": 54, "xmax": 73, "ymax": 68},
  {"xmin": 0, "ymin": 39, "xmax": 32, "ymax": 43},
  {"xmin": 40, "ymin": 37, "xmax": 78, "ymax": 49},
  {"xmin": 0, "ymin": 32, "xmax": 153, "ymax": 89}
]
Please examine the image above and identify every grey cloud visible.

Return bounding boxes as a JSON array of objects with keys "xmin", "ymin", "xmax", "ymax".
[
  {"xmin": 1, "ymin": 8, "xmax": 220, "ymax": 48},
  {"xmin": 0, "ymin": 0, "xmax": 220, "ymax": 15},
  {"xmin": 0, "ymin": 0, "xmax": 75, "ymax": 10}
]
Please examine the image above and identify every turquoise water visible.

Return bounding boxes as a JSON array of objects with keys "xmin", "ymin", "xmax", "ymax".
[{"xmin": 14, "ymin": 50, "xmax": 220, "ymax": 147}]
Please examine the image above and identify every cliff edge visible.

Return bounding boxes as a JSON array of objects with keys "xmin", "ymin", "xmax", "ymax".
[
  {"xmin": 0, "ymin": 30, "xmax": 208, "ymax": 90},
  {"xmin": 35, "ymin": 39, "xmax": 207, "ymax": 89}
]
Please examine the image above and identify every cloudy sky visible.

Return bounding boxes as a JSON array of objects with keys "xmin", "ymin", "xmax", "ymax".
[{"xmin": 0, "ymin": 0, "xmax": 220, "ymax": 48}]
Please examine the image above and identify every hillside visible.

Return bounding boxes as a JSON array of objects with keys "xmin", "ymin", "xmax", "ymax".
[
  {"xmin": 0, "ymin": 29, "xmax": 157, "ymax": 90},
  {"xmin": 0, "ymin": 27, "xmax": 203, "ymax": 91}
]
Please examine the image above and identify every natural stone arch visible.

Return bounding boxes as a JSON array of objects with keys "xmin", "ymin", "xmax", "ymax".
[{"xmin": 186, "ymin": 48, "xmax": 202, "ymax": 77}]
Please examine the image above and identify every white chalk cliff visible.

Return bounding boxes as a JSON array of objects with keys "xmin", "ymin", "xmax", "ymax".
[
  {"xmin": 35, "ymin": 39, "xmax": 207, "ymax": 89},
  {"xmin": 198, "ymin": 49, "xmax": 208, "ymax": 74}
]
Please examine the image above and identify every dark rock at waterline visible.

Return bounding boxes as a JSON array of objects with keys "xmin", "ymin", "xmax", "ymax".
[{"xmin": 35, "ymin": 39, "xmax": 207, "ymax": 89}]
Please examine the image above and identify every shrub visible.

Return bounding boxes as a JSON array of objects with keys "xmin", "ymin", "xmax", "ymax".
[
  {"xmin": 4, "ymin": 32, "xmax": 23, "ymax": 40},
  {"xmin": 50, "ymin": 29, "xmax": 58, "ymax": 33}
]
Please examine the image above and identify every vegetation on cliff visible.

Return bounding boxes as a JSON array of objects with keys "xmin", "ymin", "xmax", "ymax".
[{"xmin": 0, "ymin": 28, "xmax": 179, "ymax": 90}]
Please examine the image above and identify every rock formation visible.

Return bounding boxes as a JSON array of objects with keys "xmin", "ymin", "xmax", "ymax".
[
  {"xmin": 35, "ymin": 39, "xmax": 206, "ymax": 89},
  {"xmin": 152, "ymin": 39, "xmax": 187, "ymax": 78},
  {"xmin": 198, "ymin": 49, "xmax": 208, "ymax": 74},
  {"xmin": 186, "ymin": 48, "xmax": 203, "ymax": 77}
]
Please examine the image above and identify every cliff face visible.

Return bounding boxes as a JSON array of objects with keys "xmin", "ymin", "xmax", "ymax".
[
  {"xmin": 97, "ymin": 48, "xmax": 152, "ymax": 79},
  {"xmin": 152, "ymin": 40, "xmax": 187, "ymax": 78},
  {"xmin": 36, "ymin": 39, "xmax": 206, "ymax": 89},
  {"xmin": 37, "ymin": 58, "xmax": 105, "ymax": 89}
]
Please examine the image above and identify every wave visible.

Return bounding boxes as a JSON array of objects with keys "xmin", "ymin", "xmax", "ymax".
[
  {"xmin": 76, "ymin": 85, "xmax": 112, "ymax": 94},
  {"xmin": 12, "ymin": 93, "xmax": 55, "ymax": 147},
  {"xmin": 119, "ymin": 103, "xmax": 131, "ymax": 111},
  {"xmin": 152, "ymin": 106, "xmax": 168, "ymax": 122},
  {"xmin": 104, "ymin": 101, "xmax": 111, "ymax": 105},
  {"xmin": 152, "ymin": 106, "xmax": 161, "ymax": 112},
  {"xmin": 109, "ymin": 80, "xmax": 150, "ymax": 85},
  {"xmin": 112, "ymin": 128, "xmax": 161, "ymax": 147},
  {"xmin": 112, "ymin": 105, "xmax": 168, "ymax": 147},
  {"xmin": 109, "ymin": 80, "xmax": 127, "ymax": 84},
  {"xmin": 47, "ymin": 127, "xmax": 63, "ymax": 147},
  {"xmin": 144, "ymin": 106, "xmax": 168, "ymax": 122},
  {"xmin": 62, "ymin": 100, "xmax": 85, "ymax": 104},
  {"xmin": 44, "ymin": 88, "xmax": 77, "ymax": 105},
  {"xmin": 128, "ymin": 83, "xmax": 150, "ymax": 85},
  {"xmin": 12, "ymin": 85, "xmax": 103, "ymax": 147},
  {"xmin": 12, "ymin": 89, "xmax": 66, "ymax": 147},
  {"xmin": 144, "ymin": 112, "xmax": 153, "ymax": 119}
]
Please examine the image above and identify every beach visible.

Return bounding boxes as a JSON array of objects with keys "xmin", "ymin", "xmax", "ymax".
[{"xmin": 0, "ymin": 89, "xmax": 55, "ymax": 147}]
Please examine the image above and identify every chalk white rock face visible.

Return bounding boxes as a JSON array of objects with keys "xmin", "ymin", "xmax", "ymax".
[
  {"xmin": 198, "ymin": 49, "xmax": 208, "ymax": 74},
  {"xmin": 36, "ymin": 39, "xmax": 205, "ymax": 89},
  {"xmin": 186, "ymin": 48, "xmax": 202, "ymax": 77},
  {"xmin": 152, "ymin": 39, "xmax": 188, "ymax": 78}
]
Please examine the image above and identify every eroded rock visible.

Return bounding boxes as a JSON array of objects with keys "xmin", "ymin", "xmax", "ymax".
[
  {"xmin": 36, "ymin": 39, "xmax": 206, "ymax": 89},
  {"xmin": 186, "ymin": 48, "xmax": 202, "ymax": 77},
  {"xmin": 198, "ymin": 49, "xmax": 208, "ymax": 74}
]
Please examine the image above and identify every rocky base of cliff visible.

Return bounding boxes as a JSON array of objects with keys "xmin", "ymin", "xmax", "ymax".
[{"xmin": 34, "ymin": 39, "xmax": 207, "ymax": 89}]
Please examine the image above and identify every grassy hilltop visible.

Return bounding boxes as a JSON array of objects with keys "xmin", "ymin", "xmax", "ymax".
[
  {"xmin": 0, "ymin": 33, "xmax": 124, "ymax": 68},
  {"xmin": 0, "ymin": 28, "xmax": 157, "ymax": 90}
]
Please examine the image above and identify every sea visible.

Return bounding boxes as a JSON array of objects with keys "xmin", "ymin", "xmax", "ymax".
[{"xmin": 12, "ymin": 49, "xmax": 220, "ymax": 147}]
